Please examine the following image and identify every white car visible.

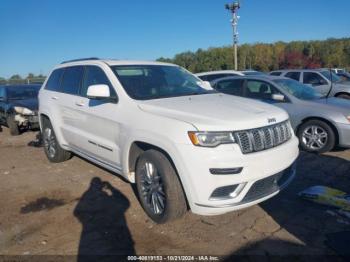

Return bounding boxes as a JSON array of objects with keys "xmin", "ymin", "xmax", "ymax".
[{"xmin": 39, "ymin": 58, "xmax": 299, "ymax": 223}]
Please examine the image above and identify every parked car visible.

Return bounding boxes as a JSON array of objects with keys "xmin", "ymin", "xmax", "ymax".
[
  {"xmin": 210, "ymin": 75, "xmax": 350, "ymax": 153},
  {"xmin": 196, "ymin": 70, "xmax": 244, "ymax": 82},
  {"xmin": 39, "ymin": 58, "xmax": 299, "ymax": 223},
  {"xmin": 0, "ymin": 84, "xmax": 40, "ymax": 135},
  {"xmin": 331, "ymin": 68, "xmax": 346, "ymax": 74},
  {"xmin": 336, "ymin": 71, "xmax": 350, "ymax": 82},
  {"xmin": 239, "ymin": 70, "xmax": 266, "ymax": 76},
  {"xmin": 268, "ymin": 69, "xmax": 350, "ymax": 99}
]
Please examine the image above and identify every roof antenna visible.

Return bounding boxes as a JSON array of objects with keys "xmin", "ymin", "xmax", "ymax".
[{"xmin": 325, "ymin": 67, "xmax": 333, "ymax": 98}]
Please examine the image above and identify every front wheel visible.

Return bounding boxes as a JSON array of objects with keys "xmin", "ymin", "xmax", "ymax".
[
  {"xmin": 42, "ymin": 118, "xmax": 71, "ymax": 163},
  {"xmin": 297, "ymin": 120, "xmax": 335, "ymax": 153},
  {"xmin": 135, "ymin": 150, "xmax": 187, "ymax": 223},
  {"xmin": 7, "ymin": 116, "xmax": 20, "ymax": 136}
]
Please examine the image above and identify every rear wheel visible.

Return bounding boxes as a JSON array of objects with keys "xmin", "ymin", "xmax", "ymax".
[
  {"xmin": 7, "ymin": 116, "xmax": 20, "ymax": 136},
  {"xmin": 135, "ymin": 150, "xmax": 187, "ymax": 223},
  {"xmin": 42, "ymin": 118, "xmax": 71, "ymax": 163},
  {"xmin": 297, "ymin": 120, "xmax": 335, "ymax": 153}
]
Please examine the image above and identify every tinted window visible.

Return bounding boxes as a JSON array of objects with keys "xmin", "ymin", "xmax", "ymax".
[
  {"xmin": 245, "ymin": 80, "xmax": 281, "ymax": 100},
  {"xmin": 198, "ymin": 75, "xmax": 208, "ymax": 81},
  {"xmin": 45, "ymin": 69, "xmax": 64, "ymax": 91},
  {"xmin": 285, "ymin": 72, "xmax": 300, "ymax": 81},
  {"xmin": 7, "ymin": 86, "xmax": 40, "ymax": 100},
  {"xmin": 81, "ymin": 66, "xmax": 116, "ymax": 97},
  {"xmin": 60, "ymin": 66, "xmax": 84, "ymax": 95},
  {"xmin": 270, "ymin": 72, "xmax": 282, "ymax": 76},
  {"xmin": 214, "ymin": 79, "xmax": 243, "ymax": 96},
  {"xmin": 303, "ymin": 72, "xmax": 325, "ymax": 86}
]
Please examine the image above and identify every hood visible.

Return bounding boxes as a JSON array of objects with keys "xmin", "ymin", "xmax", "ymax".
[
  {"xmin": 308, "ymin": 97, "xmax": 350, "ymax": 115},
  {"xmin": 137, "ymin": 93, "xmax": 288, "ymax": 131},
  {"xmin": 10, "ymin": 98, "xmax": 38, "ymax": 111}
]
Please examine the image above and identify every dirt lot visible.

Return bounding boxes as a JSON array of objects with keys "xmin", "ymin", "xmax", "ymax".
[{"xmin": 0, "ymin": 127, "xmax": 349, "ymax": 259}]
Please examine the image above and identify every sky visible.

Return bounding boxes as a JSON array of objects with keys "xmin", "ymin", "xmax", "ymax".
[{"xmin": 0, "ymin": 0, "xmax": 349, "ymax": 78}]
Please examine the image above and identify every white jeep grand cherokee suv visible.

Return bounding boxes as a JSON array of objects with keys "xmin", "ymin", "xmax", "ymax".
[{"xmin": 39, "ymin": 58, "xmax": 299, "ymax": 223}]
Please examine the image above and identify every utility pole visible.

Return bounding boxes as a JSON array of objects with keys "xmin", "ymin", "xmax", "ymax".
[{"xmin": 225, "ymin": 1, "xmax": 240, "ymax": 71}]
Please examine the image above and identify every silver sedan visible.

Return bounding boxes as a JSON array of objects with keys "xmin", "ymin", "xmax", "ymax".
[{"xmin": 210, "ymin": 75, "xmax": 350, "ymax": 153}]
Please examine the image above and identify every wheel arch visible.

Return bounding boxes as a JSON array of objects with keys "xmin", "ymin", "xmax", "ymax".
[
  {"xmin": 127, "ymin": 140, "xmax": 190, "ymax": 208},
  {"xmin": 335, "ymin": 92, "xmax": 350, "ymax": 98},
  {"xmin": 296, "ymin": 116, "xmax": 339, "ymax": 145}
]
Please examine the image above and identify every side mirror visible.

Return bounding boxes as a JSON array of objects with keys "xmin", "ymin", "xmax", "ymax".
[
  {"xmin": 87, "ymin": 84, "xmax": 110, "ymax": 99},
  {"xmin": 319, "ymin": 79, "xmax": 328, "ymax": 85},
  {"xmin": 272, "ymin": 94, "xmax": 285, "ymax": 102}
]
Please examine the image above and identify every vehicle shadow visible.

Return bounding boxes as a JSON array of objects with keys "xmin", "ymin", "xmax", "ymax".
[
  {"xmin": 74, "ymin": 177, "xmax": 135, "ymax": 261},
  {"xmin": 228, "ymin": 152, "xmax": 350, "ymax": 258}
]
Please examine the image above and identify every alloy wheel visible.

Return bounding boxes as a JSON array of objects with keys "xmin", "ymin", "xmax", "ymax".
[
  {"xmin": 139, "ymin": 161, "xmax": 166, "ymax": 215},
  {"xmin": 302, "ymin": 125, "xmax": 328, "ymax": 150}
]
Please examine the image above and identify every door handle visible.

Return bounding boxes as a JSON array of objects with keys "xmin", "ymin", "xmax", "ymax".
[
  {"xmin": 51, "ymin": 96, "xmax": 59, "ymax": 100},
  {"xmin": 75, "ymin": 102, "xmax": 85, "ymax": 107}
]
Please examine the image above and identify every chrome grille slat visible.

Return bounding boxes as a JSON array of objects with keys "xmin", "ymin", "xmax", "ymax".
[{"xmin": 234, "ymin": 121, "xmax": 292, "ymax": 154}]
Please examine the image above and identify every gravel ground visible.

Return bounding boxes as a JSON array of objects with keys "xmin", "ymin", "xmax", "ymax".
[{"xmin": 0, "ymin": 127, "xmax": 349, "ymax": 260}]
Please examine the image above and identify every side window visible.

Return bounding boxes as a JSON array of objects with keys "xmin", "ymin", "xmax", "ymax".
[
  {"xmin": 45, "ymin": 68, "xmax": 64, "ymax": 92},
  {"xmin": 198, "ymin": 75, "xmax": 208, "ymax": 81},
  {"xmin": 285, "ymin": 72, "xmax": 300, "ymax": 81},
  {"xmin": 245, "ymin": 80, "xmax": 280, "ymax": 100},
  {"xmin": 303, "ymin": 72, "xmax": 325, "ymax": 86},
  {"xmin": 60, "ymin": 66, "xmax": 84, "ymax": 95},
  {"xmin": 215, "ymin": 79, "xmax": 243, "ymax": 96},
  {"xmin": 270, "ymin": 72, "xmax": 282, "ymax": 76},
  {"xmin": 81, "ymin": 66, "xmax": 116, "ymax": 97}
]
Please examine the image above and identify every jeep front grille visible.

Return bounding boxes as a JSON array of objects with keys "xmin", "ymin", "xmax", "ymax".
[{"xmin": 234, "ymin": 121, "xmax": 292, "ymax": 154}]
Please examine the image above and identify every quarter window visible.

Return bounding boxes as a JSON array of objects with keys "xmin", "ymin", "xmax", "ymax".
[
  {"xmin": 60, "ymin": 66, "xmax": 84, "ymax": 95},
  {"xmin": 45, "ymin": 69, "xmax": 64, "ymax": 92}
]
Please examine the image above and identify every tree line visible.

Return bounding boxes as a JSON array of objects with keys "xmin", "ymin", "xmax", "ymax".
[
  {"xmin": 157, "ymin": 37, "xmax": 350, "ymax": 73},
  {"xmin": 0, "ymin": 73, "xmax": 46, "ymax": 85}
]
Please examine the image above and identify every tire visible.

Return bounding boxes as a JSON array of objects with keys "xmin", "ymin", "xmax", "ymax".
[
  {"xmin": 41, "ymin": 118, "xmax": 71, "ymax": 163},
  {"xmin": 336, "ymin": 93, "xmax": 350, "ymax": 100},
  {"xmin": 297, "ymin": 120, "xmax": 335, "ymax": 153},
  {"xmin": 6, "ymin": 116, "xmax": 20, "ymax": 136},
  {"xmin": 135, "ymin": 149, "xmax": 187, "ymax": 223}
]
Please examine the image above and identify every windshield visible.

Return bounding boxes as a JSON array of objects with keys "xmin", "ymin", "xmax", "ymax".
[
  {"xmin": 111, "ymin": 65, "xmax": 213, "ymax": 100},
  {"xmin": 273, "ymin": 79, "xmax": 323, "ymax": 100},
  {"xmin": 320, "ymin": 71, "xmax": 341, "ymax": 83},
  {"xmin": 7, "ymin": 86, "xmax": 40, "ymax": 100}
]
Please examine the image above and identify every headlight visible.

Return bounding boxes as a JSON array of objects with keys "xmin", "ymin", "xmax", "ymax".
[
  {"xmin": 188, "ymin": 131, "xmax": 235, "ymax": 147},
  {"xmin": 14, "ymin": 107, "xmax": 34, "ymax": 115}
]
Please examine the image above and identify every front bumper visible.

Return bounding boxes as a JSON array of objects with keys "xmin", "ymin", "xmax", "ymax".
[
  {"xmin": 174, "ymin": 136, "xmax": 299, "ymax": 216},
  {"xmin": 336, "ymin": 122, "xmax": 350, "ymax": 148},
  {"xmin": 14, "ymin": 114, "xmax": 39, "ymax": 129}
]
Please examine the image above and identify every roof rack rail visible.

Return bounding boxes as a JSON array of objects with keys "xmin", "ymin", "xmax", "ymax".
[{"xmin": 61, "ymin": 57, "xmax": 100, "ymax": 64}]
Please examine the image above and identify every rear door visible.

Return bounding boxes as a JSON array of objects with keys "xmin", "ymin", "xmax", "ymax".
[
  {"xmin": 70, "ymin": 65, "xmax": 122, "ymax": 168},
  {"xmin": 302, "ymin": 72, "xmax": 330, "ymax": 95},
  {"xmin": 55, "ymin": 66, "xmax": 86, "ymax": 149}
]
